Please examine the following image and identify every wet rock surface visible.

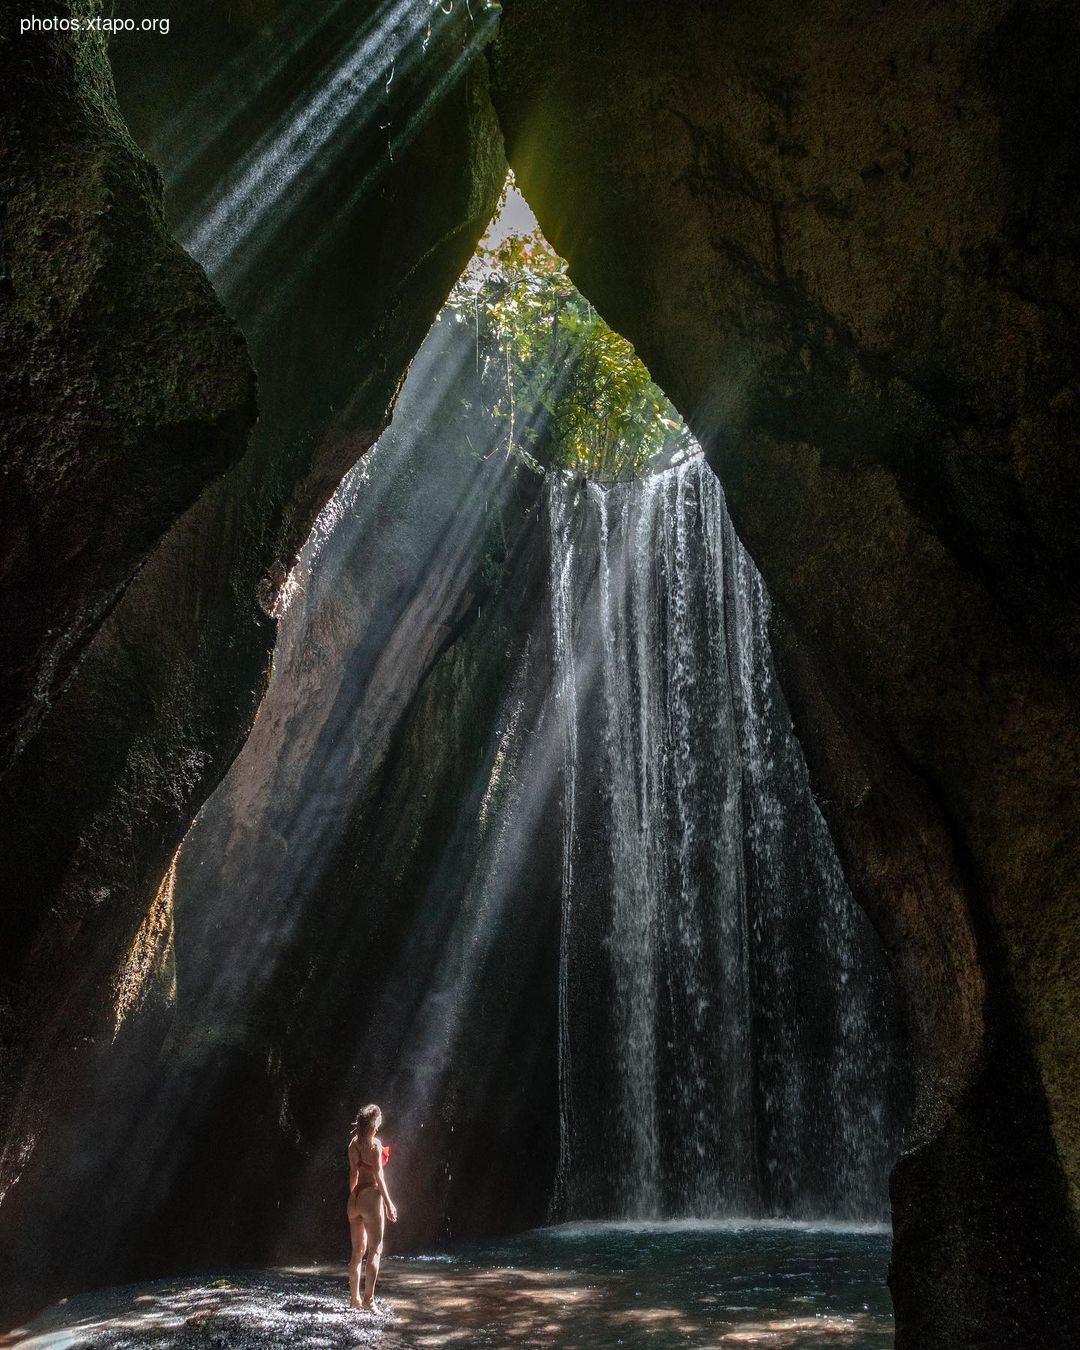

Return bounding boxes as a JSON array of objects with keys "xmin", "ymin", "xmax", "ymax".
[{"xmin": 5, "ymin": 1270, "xmax": 404, "ymax": 1350}]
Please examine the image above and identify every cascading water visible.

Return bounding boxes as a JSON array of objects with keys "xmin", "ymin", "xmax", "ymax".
[{"xmin": 548, "ymin": 456, "xmax": 902, "ymax": 1222}]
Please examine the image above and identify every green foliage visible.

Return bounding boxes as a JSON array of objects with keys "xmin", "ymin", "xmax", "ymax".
[{"xmin": 449, "ymin": 225, "xmax": 693, "ymax": 481}]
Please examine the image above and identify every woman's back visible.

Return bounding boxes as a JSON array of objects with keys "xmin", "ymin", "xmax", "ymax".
[{"xmin": 350, "ymin": 1135, "xmax": 381, "ymax": 1190}]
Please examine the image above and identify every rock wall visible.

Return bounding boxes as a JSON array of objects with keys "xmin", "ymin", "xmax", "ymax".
[
  {"xmin": 489, "ymin": 1, "xmax": 1080, "ymax": 1344},
  {"xmin": 155, "ymin": 308, "xmax": 559, "ymax": 1266},
  {"xmin": 0, "ymin": 0, "xmax": 256, "ymax": 777},
  {"xmin": 0, "ymin": 0, "xmax": 505, "ymax": 1321}
]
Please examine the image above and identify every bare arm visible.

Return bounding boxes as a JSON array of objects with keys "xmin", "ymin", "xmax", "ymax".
[{"xmin": 373, "ymin": 1139, "xmax": 398, "ymax": 1222}]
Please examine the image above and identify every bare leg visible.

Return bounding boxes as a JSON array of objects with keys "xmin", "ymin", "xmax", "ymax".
[
  {"xmin": 358, "ymin": 1194, "xmax": 386, "ymax": 1308},
  {"xmin": 348, "ymin": 1213, "xmax": 367, "ymax": 1307}
]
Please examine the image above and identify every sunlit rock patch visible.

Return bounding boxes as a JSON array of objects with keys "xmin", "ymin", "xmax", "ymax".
[{"xmin": 111, "ymin": 851, "xmax": 178, "ymax": 1039}]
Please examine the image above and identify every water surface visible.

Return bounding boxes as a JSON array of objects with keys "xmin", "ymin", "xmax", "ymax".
[
  {"xmin": 415, "ymin": 1220, "xmax": 895, "ymax": 1348},
  {"xmin": 7, "ymin": 1220, "xmax": 894, "ymax": 1348}
]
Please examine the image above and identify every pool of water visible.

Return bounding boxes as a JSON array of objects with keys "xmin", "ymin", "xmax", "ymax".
[
  {"xmin": 6, "ymin": 1219, "xmax": 895, "ymax": 1348},
  {"xmin": 406, "ymin": 1219, "xmax": 895, "ymax": 1347}
]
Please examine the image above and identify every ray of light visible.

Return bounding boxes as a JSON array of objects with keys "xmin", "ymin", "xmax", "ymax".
[
  {"xmin": 183, "ymin": 0, "xmax": 429, "ymax": 277},
  {"xmin": 145, "ymin": 0, "xmax": 363, "ymax": 183}
]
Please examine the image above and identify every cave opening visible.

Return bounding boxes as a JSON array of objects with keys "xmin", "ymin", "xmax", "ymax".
[{"xmin": 125, "ymin": 181, "xmax": 912, "ymax": 1334}]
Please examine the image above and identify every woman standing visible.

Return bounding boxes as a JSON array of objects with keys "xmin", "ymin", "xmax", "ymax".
[{"xmin": 347, "ymin": 1103, "xmax": 398, "ymax": 1310}]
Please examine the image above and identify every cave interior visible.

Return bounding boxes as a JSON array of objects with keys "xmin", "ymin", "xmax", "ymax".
[{"xmin": 1, "ymin": 2, "xmax": 1079, "ymax": 1348}]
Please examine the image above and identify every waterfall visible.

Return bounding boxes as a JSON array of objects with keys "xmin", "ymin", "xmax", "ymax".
[
  {"xmin": 549, "ymin": 488, "xmax": 581, "ymax": 1215},
  {"xmin": 549, "ymin": 456, "xmax": 900, "ymax": 1221}
]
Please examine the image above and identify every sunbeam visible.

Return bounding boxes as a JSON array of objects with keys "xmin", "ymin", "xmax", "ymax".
[{"xmin": 167, "ymin": 0, "xmax": 500, "ymax": 304}]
